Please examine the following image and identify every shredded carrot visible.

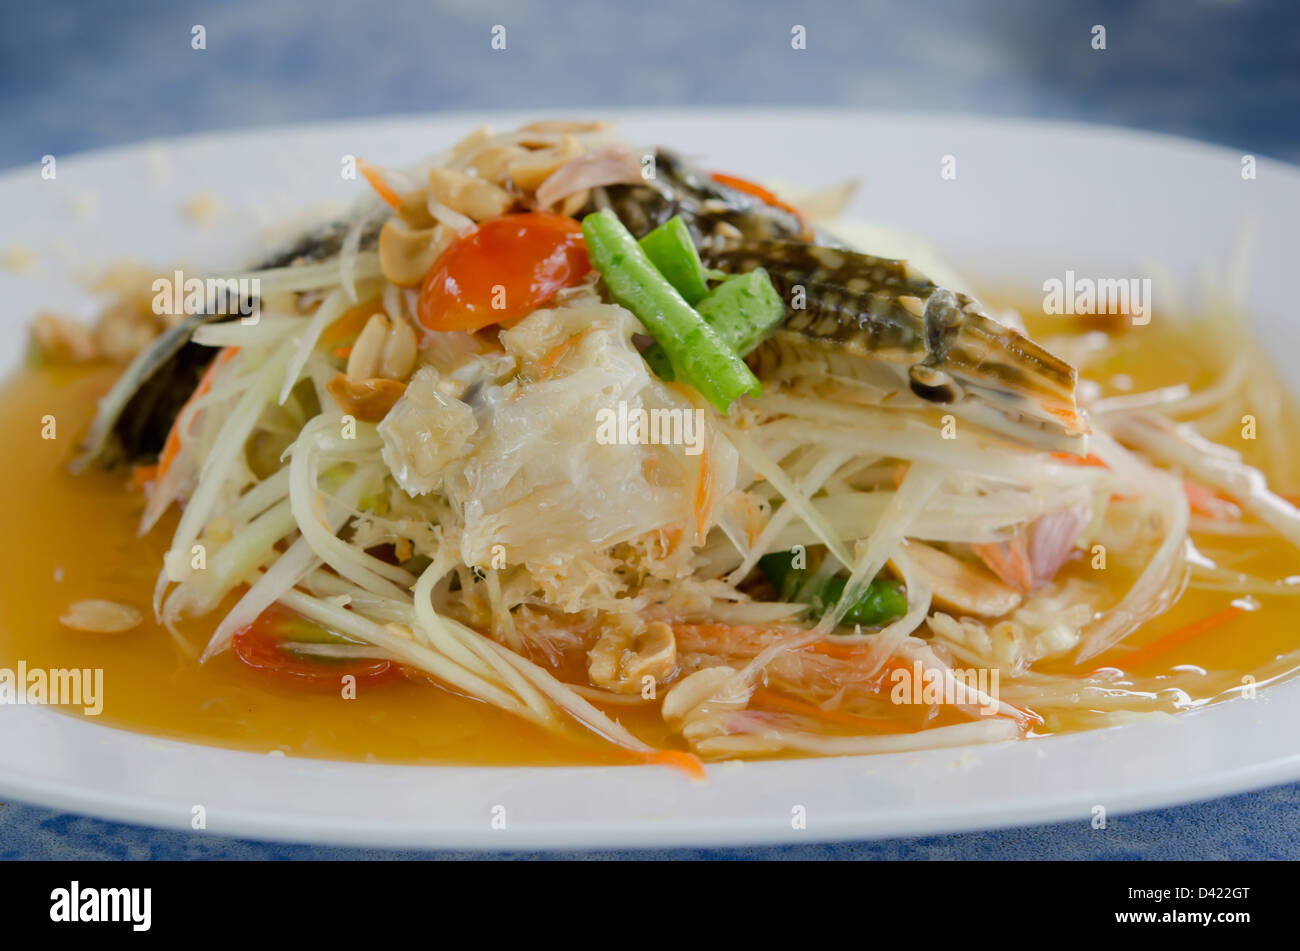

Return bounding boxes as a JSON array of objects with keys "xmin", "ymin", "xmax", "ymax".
[
  {"xmin": 1044, "ymin": 405, "xmax": 1086, "ymax": 425},
  {"xmin": 738, "ymin": 492, "xmax": 763, "ymax": 547},
  {"xmin": 1096, "ymin": 605, "xmax": 1245, "ymax": 673},
  {"xmin": 639, "ymin": 749, "xmax": 707, "ymax": 780},
  {"xmin": 537, "ymin": 329, "xmax": 590, "ymax": 380},
  {"xmin": 1051, "ymin": 451, "xmax": 1108, "ymax": 468},
  {"xmin": 1183, "ymin": 479, "xmax": 1241, "ymax": 520},
  {"xmin": 332, "ymin": 345, "xmax": 353, "ymax": 360},
  {"xmin": 803, "ymin": 644, "xmax": 915, "ymax": 689},
  {"xmin": 750, "ymin": 689, "xmax": 900, "ymax": 731},
  {"xmin": 156, "ymin": 347, "xmax": 240, "ymax": 484},
  {"xmin": 710, "ymin": 172, "xmax": 807, "ymax": 226},
  {"xmin": 357, "ymin": 158, "xmax": 403, "ymax": 211},
  {"xmin": 127, "ymin": 463, "xmax": 158, "ymax": 491},
  {"xmin": 808, "ymin": 644, "xmax": 912, "ymax": 672},
  {"xmin": 693, "ymin": 434, "xmax": 714, "ymax": 544},
  {"xmin": 538, "ymin": 339, "xmax": 574, "ymax": 378}
]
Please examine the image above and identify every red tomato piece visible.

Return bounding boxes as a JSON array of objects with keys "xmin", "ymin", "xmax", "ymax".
[
  {"xmin": 417, "ymin": 212, "xmax": 590, "ymax": 332},
  {"xmin": 231, "ymin": 602, "xmax": 394, "ymax": 686}
]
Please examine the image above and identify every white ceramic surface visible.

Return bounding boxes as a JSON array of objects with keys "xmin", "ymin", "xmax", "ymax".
[{"xmin": 1, "ymin": 109, "xmax": 1297, "ymax": 848}]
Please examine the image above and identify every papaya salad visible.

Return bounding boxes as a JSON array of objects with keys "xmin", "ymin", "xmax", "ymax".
[{"xmin": 39, "ymin": 118, "xmax": 1300, "ymax": 769}]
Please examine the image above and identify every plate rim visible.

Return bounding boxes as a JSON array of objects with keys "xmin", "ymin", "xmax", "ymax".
[
  {"xmin": 3, "ymin": 107, "xmax": 1298, "ymax": 849},
  {"xmin": 4, "ymin": 687, "xmax": 1299, "ymax": 848}
]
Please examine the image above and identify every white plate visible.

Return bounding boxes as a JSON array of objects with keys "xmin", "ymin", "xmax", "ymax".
[{"xmin": 2, "ymin": 109, "xmax": 1298, "ymax": 849}]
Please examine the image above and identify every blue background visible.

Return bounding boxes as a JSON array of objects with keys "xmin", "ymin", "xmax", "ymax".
[{"xmin": 2, "ymin": 0, "xmax": 1298, "ymax": 859}]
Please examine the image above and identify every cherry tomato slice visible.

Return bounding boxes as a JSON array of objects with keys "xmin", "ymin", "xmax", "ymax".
[
  {"xmin": 231, "ymin": 602, "xmax": 394, "ymax": 686},
  {"xmin": 417, "ymin": 212, "xmax": 590, "ymax": 332}
]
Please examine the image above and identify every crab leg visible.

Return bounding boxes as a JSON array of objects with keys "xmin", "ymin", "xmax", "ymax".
[{"xmin": 701, "ymin": 238, "xmax": 1090, "ymax": 452}]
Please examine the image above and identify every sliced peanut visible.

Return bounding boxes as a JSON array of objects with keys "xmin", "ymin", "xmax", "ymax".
[
  {"xmin": 427, "ymin": 167, "xmax": 513, "ymax": 221},
  {"xmin": 505, "ymin": 135, "xmax": 583, "ymax": 191},
  {"xmin": 893, "ymin": 541, "xmax": 1022, "ymax": 618},
  {"xmin": 60, "ymin": 599, "xmax": 142, "ymax": 634},
  {"xmin": 661, "ymin": 665, "xmax": 748, "ymax": 731}
]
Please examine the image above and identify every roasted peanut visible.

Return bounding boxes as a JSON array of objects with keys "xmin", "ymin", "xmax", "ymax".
[
  {"xmin": 427, "ymin": 167, "xmax": 513, "ymax": 222},
  {"xmin": 379, "ymin": 218, "xmax": 452, "ymax": 287},
  {"xmin": 378, "ymin": 315, "xmax": 417, "ymax": 380},
  {"xmin": 588, "ymin": 619, "xmax": 677, "ymax": 694},
  {"xmin": 347, "ymin": 313, "xmax": 418, "ymax": 382},
  {"xmin": 326, "ymin": 373, "xmax": 407, "ymax": 422},
  {"xmin": 465, "ymin": 144, "xmax": 529, "ymax": 184},
  {"xmin": 505, "ymin": 135, "xmax": 582, "ymax": 192}
]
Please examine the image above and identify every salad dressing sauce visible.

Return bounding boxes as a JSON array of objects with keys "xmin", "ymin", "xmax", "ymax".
[{"xmin": 2, "ymin": 332, "xmax": 1299, "ymax": 764}]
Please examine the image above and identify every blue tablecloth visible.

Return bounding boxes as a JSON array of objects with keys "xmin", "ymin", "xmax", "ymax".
[{"xmin": 2, "ymin": 0, "xmax": 1297, "ymax": 859}]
